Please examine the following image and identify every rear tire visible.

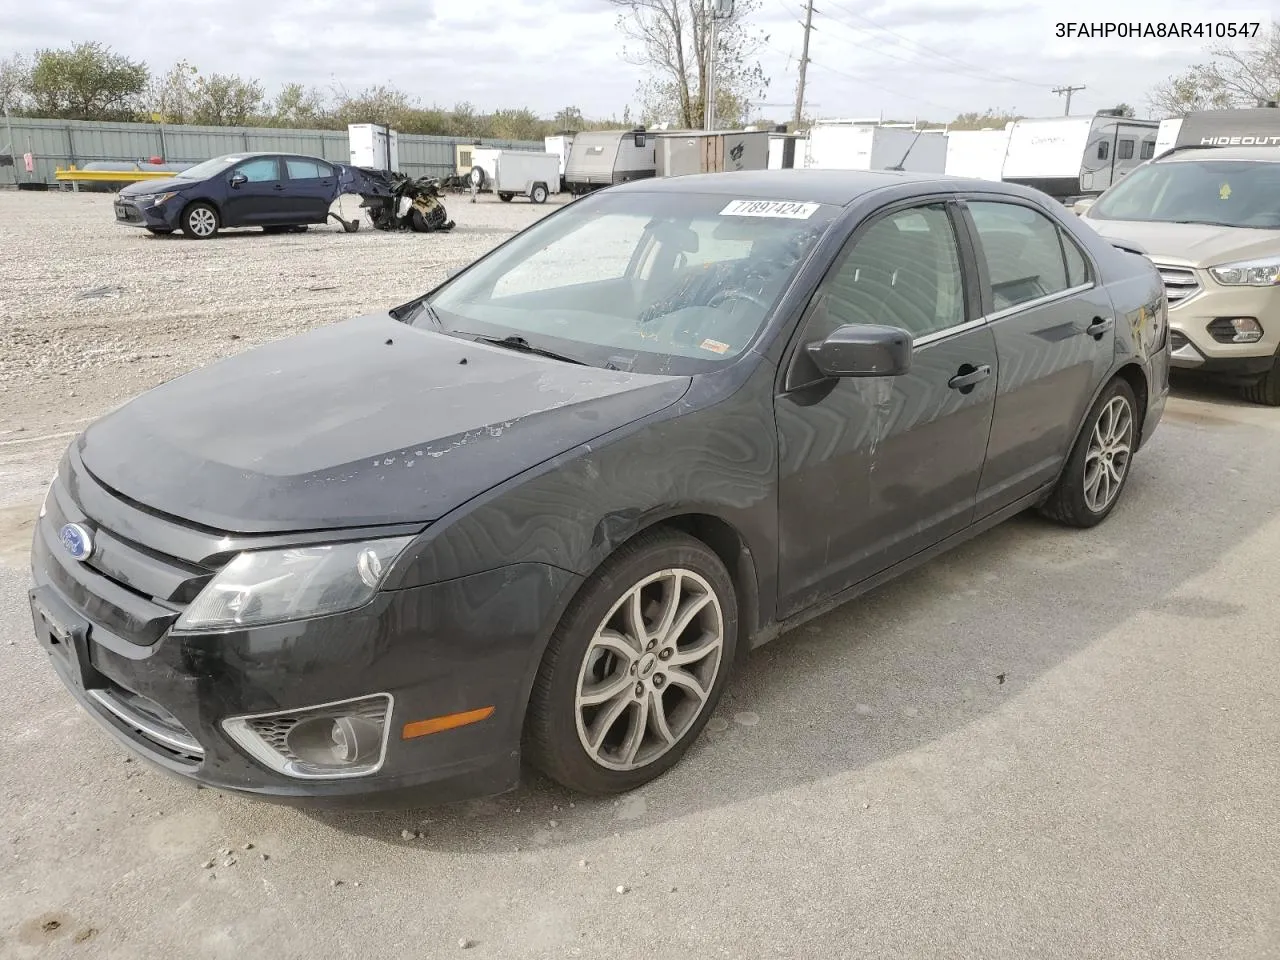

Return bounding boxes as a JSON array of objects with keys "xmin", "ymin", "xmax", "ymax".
[
  {"xmin": 1241, "ymin": 351, "xmax": 1280, "ymax": 406},
  {"xmin": 524, "ymin": 529, "xmax": 739, "ymax": 795},
  {"xmin": 181, "ymin": 202, "xmax": 219, "ymax": 239},
  {"xmin": 498, "ymin": 192, "xmax": 514, "ymax": 202},
  {"xmin": 1037, "ymin": 377, "xmax": 1139, "ymax": 528},
  {"xmin": 530, "ymin": 184, "xmax": 549, "ymax": 204}
]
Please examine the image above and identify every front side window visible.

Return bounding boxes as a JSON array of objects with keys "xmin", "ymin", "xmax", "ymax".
[
  {"xmin": 806, "ymin": 203, "xmax": 966, "ymax": 343},
  {"xmin": 234, "ymin": 158, "xmax": 280, "ymax": 183},
  {"xmin": 1140, "ymin": 140, "xmax": 1155, "ymax": 159},
  {"xmin": 968, "ymin": 201, "xmax": 1074, "ymax": 310},
  {"xmin": 1098, "ymin": 141, "xmax": 1110, "ymax": 160},
  {"xmin": 1118, "ymin": 139, "xmax": 1135, "ymax": 160},
  {"xmin": 175, "ymin": 155, "xmax": 240, "ymax": 180},
  {"xmin": 1088, "ymin": 158, "xmax": 1280, "ymax": 229},
  {"xmin": 422, "ymin": 191, "xmax": 841, "ymax": 373}
]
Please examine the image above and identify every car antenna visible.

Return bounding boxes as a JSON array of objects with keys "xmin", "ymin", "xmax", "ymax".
[{"xmin": 885, "ymin": 129, "xmax": 925, "ymax": 172}]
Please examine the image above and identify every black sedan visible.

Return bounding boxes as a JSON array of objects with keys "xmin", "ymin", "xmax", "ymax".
[
  {"xmin": 113, "ymin": 151, "xmax": 347, "ymax": 238},
  {"xmin": 31, "ymin": 169, "xmax": 1169, "ymax": 807}
]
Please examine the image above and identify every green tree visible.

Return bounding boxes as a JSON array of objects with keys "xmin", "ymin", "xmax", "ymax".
[
  {"xmin": 144, "ymin": 59, "xmax": 198, "ymax": 123},
  {"xmin": 608, "ymin": 0, "xmax": 771, "ymax": 129},
  {"xmin": 189, "ymin": 73, "xmax": 265, "ymax": 125},
  {"xmin": 1102, "ymin": 103, "xmax": 1136, "ymax": 118},
  {"xmin": 0, "ymin": 54, "xmax": 30, "ymax": 114},
  {"xmin": 948, "ymin": 109, "xmax": 1024, "ymax": 130},
  {"xmin": 1147, "ymin": 20, "xmax": 1280, "ymax": 115},
  {"xmin": 553, "ymin": 105, "xmax": 586, "ymax": 131},
  {"xmin": 271, "ymin": 82, "xmax": 330, "ymax": 127},
  {"xmin": 26, "ymin": 41, "xmax": 149, "ymax": 120}
]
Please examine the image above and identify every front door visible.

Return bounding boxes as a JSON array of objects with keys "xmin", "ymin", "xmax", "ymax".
[
  {"xmin": 775, "ymin": 200, "xmax": 999, "ymax": 618},
  {"xmin": 959, "ymin": 198, "xmax": 1116, "ymax": 516},
  {"xmin": 282, "ymin": 156, "xmax": 339, "ymax": 223},
  {"xmin": 221, "ymin": 156, "xmax": 287, "ymax": 226}
]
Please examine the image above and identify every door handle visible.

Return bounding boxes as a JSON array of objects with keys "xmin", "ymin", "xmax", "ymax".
[
  {"xmin": 1086, "ymin": 316, "xmax": 1114, "ymax": 340},
  {"xmin": 948, "ymin": 363, "xmax": 992, "ymax": 391},
  {"xmin": 273, "ymin": 184, "xmax": 286, "ymax": 191}
]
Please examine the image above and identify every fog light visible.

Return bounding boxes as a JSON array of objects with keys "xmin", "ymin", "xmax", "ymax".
[
  {"xmin": 1207, "ymin": 317, "xmax": 1263, "ymax": 344},
  {"xmin": 222, "ymin": 694, "xmax": 392, "ymax": 780}
]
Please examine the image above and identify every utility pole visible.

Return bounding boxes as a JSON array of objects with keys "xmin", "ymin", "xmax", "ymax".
[
  {"xmin": 793, "ymin": 0, "xmax": 815, "ymax": 128},
  {"xmin": 1053, "ymin": 84, "xmax": 1086, "ymax": 116},
  {"xmin": 705, "ymin": 0, "xmax": 736, "ymax": 130}
]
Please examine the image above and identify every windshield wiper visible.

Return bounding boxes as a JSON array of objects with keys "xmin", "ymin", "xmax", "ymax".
[
  {"xmin": 466, "ymin": 334, "xmax": 585, "ymax": 365},
  {"xmin": 393, "ymin": 296, "xmax": 443, "ymax": 327}
]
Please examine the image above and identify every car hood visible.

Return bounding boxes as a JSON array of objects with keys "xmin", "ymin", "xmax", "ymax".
[
  {"xmin": 1083, "ymin": 217, "xmax": 1280, "ymax": 267},
  {"xmin": 76, "ymin": 313, "xmax": 692, "ymax": 533},
  {"xmin": 118, "ymin": 177, "xmax": 191, "ymax": 197}
]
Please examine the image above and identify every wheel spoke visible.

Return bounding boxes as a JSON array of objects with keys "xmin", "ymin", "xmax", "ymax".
[
  {"xmin": 587, "ymin": 690, "xmax": 632, "ymax": 753},
  {"xmin": 595, "ymin": 628, "xmax": 641, "ymax": 661},
  {"xmin": 664, "ymin": 666, "xmax": 708, "ymax": 704},
  {"xmin": 650, "ymin": 572, "xmax": 683, "ymax": 644},
  {"xmin": 662, "ymin": 592, "xmax": 711, "ymax": 647},
  {"xmin": 619, "ymin": 698, "xmax": 649, "ymax": 765},
  {"xmin": 647, "ymin": 688, "xmax": 676, "ymax": 745},
  {"xmin": 624, "ymin": 589, "xmax": 648, "ymax": 648},
  {"xmin": 579, "ymin": 670, "xmax": 635, "ymax": 707},
  {"xmin": 668, "ymin": 631, "xmax": 721, "ymax": 667}
]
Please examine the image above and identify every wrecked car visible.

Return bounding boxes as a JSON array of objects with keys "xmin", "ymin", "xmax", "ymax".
[
  {"xmin": 36, "ymin": 170, "xmax": 1165, "ymax": 808},
  {"xmin": 113, "ymin": 151, "xmax": 453, "ymax": 239}
]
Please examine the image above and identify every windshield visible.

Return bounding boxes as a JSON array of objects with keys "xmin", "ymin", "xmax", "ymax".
[
  {"xmin": 175, "ymin": 155, "xmax": 243, "ymax": 180},
  {"xmin": 420, "ymin": 191, "xmax": 841, "ymax": 374},
  {"xmin": 1089, "ymin": 158, "xmax": 1280, "ymax": 228}
]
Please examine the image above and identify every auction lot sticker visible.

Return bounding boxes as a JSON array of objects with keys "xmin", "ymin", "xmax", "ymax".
[{"xmin": 720, "ymin": 199, "xmax": 820, "ymax": 219}]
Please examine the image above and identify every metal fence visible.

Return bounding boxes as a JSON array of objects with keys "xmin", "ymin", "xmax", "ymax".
[{"xmin": 0, "ymin": 116, "xmax": 545, "ymax": 186}]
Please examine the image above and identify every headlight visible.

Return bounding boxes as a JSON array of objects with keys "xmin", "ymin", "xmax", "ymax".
[
  {"xmin": 38, "ymin": 469, "xmax": 58, "ymax": 519},
  {"xmin": 174, "ymin": 535, "xmax": 415, "ymax": 631},
  {"xmin": 149, "ymin": 191, "xmax": 177, "ymax": 206},
  {"xmin": 1208, "ymin": 259, "xmax": 1280, "ymax": 286}
]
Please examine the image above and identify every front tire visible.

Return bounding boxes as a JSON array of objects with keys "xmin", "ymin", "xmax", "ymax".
[
  {"xmin": 524, "ymin": 529, "xmax": 739, "ymax": 795},
  {"xmin": 1038, "ymin": 377, "xmax": 1139, "ymax": 528},
  {"xmin": 1241, "ymin": 350, "xmax": 1280, "ymax": 406},
  {"xmin": 530, "ymin": 184, "xmax": 549, "ymax": 204},
  {"xmin": 181, "ymin": 202, "xmax": 219, "ymax": 239}
]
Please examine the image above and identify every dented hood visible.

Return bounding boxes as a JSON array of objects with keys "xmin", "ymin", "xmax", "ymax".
[{"xmin": 76, "ymin": 313, "xmax": 691, "ymax": 533}]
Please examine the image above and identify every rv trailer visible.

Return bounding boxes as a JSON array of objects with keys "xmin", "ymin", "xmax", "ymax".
[
  {"xmin": 1152, "ymin": 105, "xmax": 1280, "ymax": 159},
  {"xmin": 943, "ymin": 126, "xmax": 1014, "ymax": 181},
  {"xmin": 768, "ymin": 132, "xmax": 804, "ymax": 169},
  {"xmin": 803, "ymin": 122, "xmax": 948, "ymax": 173},
  {"xmin": 654, "ymin": 129, "xmax": 770, "ymax": 177},
  {"xmin": 563, "ymin": 129, "xmax": 657, "ymax": 194},
  {"xmin": 1000, "ymin": 115, "xmax": 1158, "ymax": 202}
]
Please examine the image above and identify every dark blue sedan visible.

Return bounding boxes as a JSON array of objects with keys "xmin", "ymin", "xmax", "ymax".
[{"xmin": 113, "ymin": 151, "xmax": 349, "ymax": 239}]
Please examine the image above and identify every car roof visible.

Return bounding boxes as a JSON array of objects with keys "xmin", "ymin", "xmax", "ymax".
[
  {"xmin": 606, "ymin": 168, "xmax": 1046, "ymax": 207},
  {"xmin": 1159, "ymin": 145, "xmax": 1280, "ymax": 162}
]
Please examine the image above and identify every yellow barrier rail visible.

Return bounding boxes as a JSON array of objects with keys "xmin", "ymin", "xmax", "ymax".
[{"xmin": 54, "ymin": 166, "xmax": 180, "ymax": 183}]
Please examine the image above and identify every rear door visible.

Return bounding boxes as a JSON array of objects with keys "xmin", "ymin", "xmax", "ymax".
[
  {"xmin": 221, "ymin": 156, "xmax": 286, "ymax": 226},
  {"xmin": 282, "ymin": 156, "xmax": 339, "ymax": 223},
  {"xmin": 958, "ymin": 196, "xmax": 1116, "ymax": 518},
  {"xmin": 775, "ymin": 198, "xmax": 999, "ymax": 616}
]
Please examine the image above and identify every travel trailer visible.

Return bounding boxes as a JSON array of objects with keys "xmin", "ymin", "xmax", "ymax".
[
  {"xmin": 1154, "ymin": 105, "xmax": 1280, "ymax": 159},
  {"xmin": 654, "ymin": 130, "xmax": 770, "ymax": 177},
  {"xmin": 563, "ymin": 129, "xmax": 657, "ymax": 194},
  {"xmin": 1000, "ymin": 115, "xmax": 1159, "ymax": 202},
  {"xmin": 943, "ymin": 126, "xmax": 1014, "ymax": 181},
  {"xmin": 803, "ymin": 122, "xmax": 948, "ymax": 173}
]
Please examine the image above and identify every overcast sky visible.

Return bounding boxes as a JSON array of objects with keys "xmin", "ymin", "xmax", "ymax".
[{"xmin": 6, "ymin": 0, "xmax": 1273, "ymax": 122}]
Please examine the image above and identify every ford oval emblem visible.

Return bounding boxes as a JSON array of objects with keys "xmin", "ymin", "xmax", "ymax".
[{"xmin": 59, "ymin": 522, "xmax": 94, "ymax": 562}]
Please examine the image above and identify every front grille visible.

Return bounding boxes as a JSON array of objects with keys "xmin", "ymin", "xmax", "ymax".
[
  {"xmin": 38, "ymin": 452, "xmax": 229, "ymax": 645},
  {"xmin": 1152, "ymin": 263, "xmax": 1201, "ymax": 306}
]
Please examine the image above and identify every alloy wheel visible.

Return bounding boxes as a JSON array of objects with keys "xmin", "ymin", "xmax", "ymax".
[
  {"xmin": 574, "ymin": 568, "xmax": 725, "ymax": 771},
  {"xmin": 1083, "ymin": 395, "xmax": 1134, "ymax": 512}
]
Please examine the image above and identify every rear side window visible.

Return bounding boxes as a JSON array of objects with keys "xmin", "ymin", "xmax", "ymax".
[
  {"xmin": 968, "ymin": 201, "xmax": 1076, "ymax": 311},
  {"xmin": 1097, "ymin": 141, "xmax": 1110, "ymax": 160},
  {"xmin": 234, "ymin": 158, "xmax": 279, "ymax": 182},
  {"xmin": 286, "ymin": 158, "xmax": 332, "ymax": 180},
  {"xmin": 1059, "ymin": 228, "xmax": 1091, "ymax": 287},
  {"xmin": 1118, "ymin": 139, "xmax": 1134, "ymax": 160},
  {"xmin": 1140, "ymin": 140, "xmax": 1155, "ymax": 159}
]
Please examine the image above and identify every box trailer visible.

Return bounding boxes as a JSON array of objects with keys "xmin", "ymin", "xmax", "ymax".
[
  {"xmin": 943, "ymin": 126, "xmax": 1013, "ymax": 181},
  {"xmin": 1153, "ymin": 106, "xmax": 1280, "ymax": 159},
  {"xmin": 654, "ymin": 130, "xmax": 769, "ymax": 177},
  {"xmin": 544, "ymin": 135, "xmax": 574, "ymax": 176},
  {"xmin": 470, "ymin": 148, "xmax": 560, "ymax": 203},
  {"xmin": 803, "ymin": 123, "xmax": 948, "ymax": 173},
  {"xmin": 1001, "ymin": 115, "xmax": 1158, "ymax": 201},
  {"xmin": 563, "ymin": 129, "xmax": 657, "ymax": 194},
  {"xmin": 768, "ymin": 133, "xmax": 804, "ymax": 169},
  {"xmin": 348, "ymin": 123, "xmax": 399, "ymax": 172}
]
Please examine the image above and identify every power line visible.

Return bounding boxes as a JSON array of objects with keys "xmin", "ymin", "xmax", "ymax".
[
  {"xmin": 794, "ymin": 0, "xmax": 815, "ymax": 126},
  {"xmin": 793, "ymin": 52, "xmax": 966, "ymax": 117}
]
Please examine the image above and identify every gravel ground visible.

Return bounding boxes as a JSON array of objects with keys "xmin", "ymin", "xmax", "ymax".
[
  {"xmin": 0, "ymin": 189, "xmax": 560, "ymax": 438},
  {"xmin": 1, "ymin": 187, "xmax": 1279, "ymax": 960}
]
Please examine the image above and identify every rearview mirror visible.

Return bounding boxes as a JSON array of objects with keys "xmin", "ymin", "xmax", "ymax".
[
  {"xmin": 229, "ymin": 173, "xmax": 247, "ymax": 187},
  {"xmin": 806, "ymin": 324, "xmax": 912, "ymax": 378}
]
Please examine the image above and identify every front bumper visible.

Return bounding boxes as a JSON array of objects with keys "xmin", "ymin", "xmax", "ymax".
[
  {"xmin": 29, "ymin": 458, "xmax": 582, "ymax": 809},
  {"xmin": 1159, "ymin": 266, "xmax": 1280, "ymax": 379},
  {"xmin": 113, "ymin": 196, "xmax": 181, "ymax": 230}
]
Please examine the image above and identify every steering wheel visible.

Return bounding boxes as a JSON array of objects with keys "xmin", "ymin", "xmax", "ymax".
[{"xmin": 707, "ymin": 288, "xmax": 771, "ymax": 312}]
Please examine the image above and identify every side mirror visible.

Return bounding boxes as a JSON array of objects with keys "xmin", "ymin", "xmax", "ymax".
[
  {"xmin": 229, "ymin": 173, "xmax": 247, "ymax": 188},
  {"xmin": 806, "ymin": 323, "xmax": 912, "ymax": 378}
]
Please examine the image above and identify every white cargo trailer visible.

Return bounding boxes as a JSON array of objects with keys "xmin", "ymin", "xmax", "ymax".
[
  {"xmin": 654, "ymin": 130, "xmax": 770, "ymax": 177},
  {"xmin": 471, "ymin": 148, "xmax": 560, "ymax": 203},
  {"xmin": 1001, "ymin": 115, "xmax": 1158, "ymax": 201},
  {"xmin": 544, "ymin": 135, "xmax": 574, "ymax": 176},
  {"xmin": 803, "ymin": 123, "xmax": 948, "ymax": 173},
  {"xmin": 348, "ymin": 123, "xmax": 399, "ymax": 172},
  {"xmin": 943, "ymin": 126, "xmax": 1013, "ymax": 181}
]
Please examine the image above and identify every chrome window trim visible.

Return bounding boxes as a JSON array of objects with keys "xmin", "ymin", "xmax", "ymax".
[{"xmin": 911, "ymin": 281, "xmax": 1096, "ymax": 349}]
